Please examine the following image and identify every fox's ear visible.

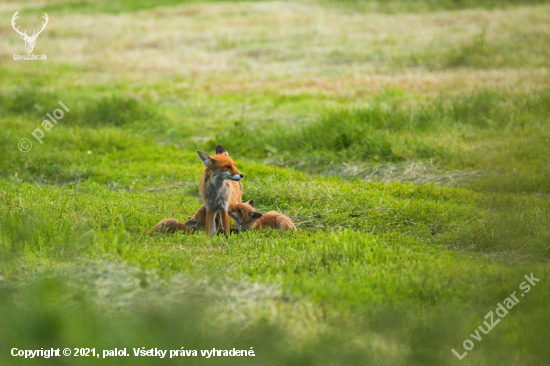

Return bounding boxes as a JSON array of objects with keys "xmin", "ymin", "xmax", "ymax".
[
  {"xmin": 197, "ymin": 151, "xmax": 213, "ymax": 166},
  {"xmin": 185, "ymin": 219, "xmax": 197, "ymax": 228},
  {"xmin": 249, "ymin": 211, "xmax": 262, "ymax": 220},
  {"xmin": 247, "ymin": 200, "xmax": 254, "ymax": 207},
  {"xmin": 216, "ymin": 145, "xmax": 228, "ymax": 156}
]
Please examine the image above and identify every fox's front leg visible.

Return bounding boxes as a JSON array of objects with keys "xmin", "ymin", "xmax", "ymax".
[
  {"xmin": 222, "ymin": 211, "xmax": 231, "ymax": 235},
  {"xmin": 205, "ymin": 210, "xmax": 217, "ymax": 237},
  {"xmin": 229, "ymin": 205, "xmax": 240, "ymax": 231},
  {"xmin": 229, "ymin": 211, "xmax": 240, "ymax": 231}
]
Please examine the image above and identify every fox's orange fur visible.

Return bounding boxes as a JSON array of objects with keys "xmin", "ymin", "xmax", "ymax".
[
  {"xmin": 151, "ymin": 218, "xmax": 192, "ymax": 234},
  {"xmin": 150, "ymin": 206, "xmax": 230, "ymax": 234},
  {"xmin": 150, "ymin": 206, "xmax": 208, "ymax": 234},
  {"xmin": 229, "ymin": 200, "xmax": 296, "ymax": 231},
  {"xmin": 197, "ymin": 145, "xmax": 243, "ymax": 236},
  {"xmin": 184, "ymin": 206, "xmax": 208, "ymax": 232}
]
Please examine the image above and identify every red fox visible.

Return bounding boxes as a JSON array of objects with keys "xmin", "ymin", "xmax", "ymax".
[
  {"xmin": 229, "ymin": 200, "xmax": 296, "ymax": 231},
  {"xmin": 197, "ymin": 145, "xmax": 243, "ymax": 236}
]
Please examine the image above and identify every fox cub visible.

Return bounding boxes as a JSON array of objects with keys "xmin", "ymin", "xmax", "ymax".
[
  {"xmin": 197, "ymin": 145, "xmax": 243, "ymax": 236},
  {"xmin": 229, "ymin": 200, "xmax": 296, "ymax": 231},
  {"xmin": 151, "ymin": 218, "xmax": 191, "ymax": 234},
  {"xmin": 150, "ymin": 206, "xmax": 208, "ymax": 234},
  {"xmin": 151, "ymin": 206, "xmax": 234, "ymax": 234}
]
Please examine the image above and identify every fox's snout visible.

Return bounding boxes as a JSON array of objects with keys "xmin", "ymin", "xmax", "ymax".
[
  {"xmin": 219, "ymin": 164, "xmax": 243, "ymax": 181},
  {"xmin": 220, "ymin": 171, "xmax": 243, "ymax": 181}
]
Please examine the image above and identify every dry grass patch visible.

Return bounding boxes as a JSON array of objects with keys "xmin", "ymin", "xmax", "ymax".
[{"xmin": 2, "ymin": 1, "xmax": 549, "ymax": 97}]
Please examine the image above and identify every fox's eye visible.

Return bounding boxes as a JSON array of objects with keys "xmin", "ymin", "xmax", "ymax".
[
  {"xmin": 237, "ymin": 209, "xmax": 241, "ymax": 214},
  {"xmin": 224, "ymin": 165, "xmax": 230, "ymax": 168}
]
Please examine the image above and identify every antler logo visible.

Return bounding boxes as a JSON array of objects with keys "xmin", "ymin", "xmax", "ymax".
[{"xmin": 12, "ymin": 11, "xmax": 49, "ymax": 54}]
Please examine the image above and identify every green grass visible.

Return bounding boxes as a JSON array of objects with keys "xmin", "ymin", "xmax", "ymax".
[
  {"xmin": 3, "ymin": 87, "xmax": 549, "ymax": 194},
  {"xmin": 1, "ymin": 0, "xmax": 550, "ymax": 365},
  {"xmin": 1, "ymin": 109, "xmax": 549, "ymax": 364},
  {"xmin": 324, "ymin": 0, "xmax": 550, "ymax": 13},
  {"xmin": 209, "ymin": 89, "xmax": 550, "ymax": 193},
  {"xmin": 14, "ymin": 0, "xmax": 550, "ymax": 14},
  {"xmin": 21, "ymin": 0, "xmax": 264, "ymax": 15}
]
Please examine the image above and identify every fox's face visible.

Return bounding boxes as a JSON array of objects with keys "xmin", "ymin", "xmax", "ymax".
[
  {"xmin": 197, "ymin": 145, "xmax": 243, "ymax": 181},
  {"xmin": 229, "ymin": 200, "xmax": 262, "ymax": 231}
]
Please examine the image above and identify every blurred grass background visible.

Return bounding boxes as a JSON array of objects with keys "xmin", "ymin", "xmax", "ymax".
[{"xmin": 1, "ymin": 0, "xmax": 550, "ymax": 365}]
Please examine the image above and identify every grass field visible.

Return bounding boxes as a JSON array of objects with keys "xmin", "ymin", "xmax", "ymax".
[{"xmin": 1, "ymin": 0, "xmax": 550, "ymax": 365}]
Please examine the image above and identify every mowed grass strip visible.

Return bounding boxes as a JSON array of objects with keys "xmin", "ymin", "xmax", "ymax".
[
  {"xmin": 11, "ymin": 0, "xmax": 550, "ymax": 14},
  {"xmin": 3, "ymin": 2, "xmax": 550, "ymax": 97}
]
